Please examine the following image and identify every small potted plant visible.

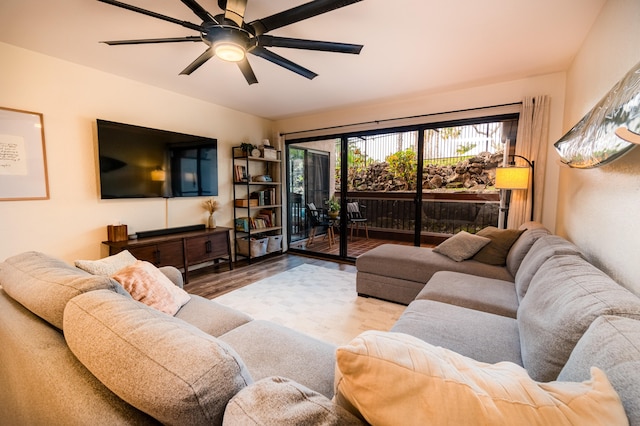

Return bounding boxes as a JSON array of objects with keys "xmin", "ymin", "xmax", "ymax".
[
  {"xmin": 239, "ymin": 142, "xmax": 259, "ymax": 157},
  {"xmin": 325, "ymin": 196, "xmax": 340, "ymax": 219}
]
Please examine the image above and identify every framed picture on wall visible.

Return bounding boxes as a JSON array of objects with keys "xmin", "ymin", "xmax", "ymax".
[{"xmin": 0, "ymin": 107, "xmax": 49, "ymax": 201}]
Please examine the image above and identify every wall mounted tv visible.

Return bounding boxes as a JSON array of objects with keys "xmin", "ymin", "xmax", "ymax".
[{"xmin": 97, "ymin": 119, "xmax": 218, "ymax": 199}]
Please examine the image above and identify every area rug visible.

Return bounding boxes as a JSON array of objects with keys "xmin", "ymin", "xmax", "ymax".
[{"xmin": 214, "ymin": 264, "xmax": 406, "ymax": 345}]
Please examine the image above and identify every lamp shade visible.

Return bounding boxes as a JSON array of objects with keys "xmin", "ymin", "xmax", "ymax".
[
  {"xmin": 150, "ymin": 168, "xmax": 166, "ymax": 182},
  {"xmin": 495, "ymin": 166, "xmax": 530, "ymax": 189}
]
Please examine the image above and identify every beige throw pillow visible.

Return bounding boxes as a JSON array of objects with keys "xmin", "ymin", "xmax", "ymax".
[
  {"xmin": 334, "ymin": 331, "xmax": 627, "ymax": 426},
  {"xmin": 112, "ymin": 260, "xmax": 190, "ymax": 315},
  {"xmin": 433, "ymin": 231, "xmax": 491, "ymax": 262},
  {"xmin": 75, "ymin": 250, "xmax": 137, "ymax": 276}
]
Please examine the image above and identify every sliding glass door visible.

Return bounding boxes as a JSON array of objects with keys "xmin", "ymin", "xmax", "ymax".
[
  {"xmin": 287, "ymin": 140, "xmax": 338, "ymax": 257},
  {"xmin": 285, "ymin": 113, "xmax": 518, "ymax": 261}
]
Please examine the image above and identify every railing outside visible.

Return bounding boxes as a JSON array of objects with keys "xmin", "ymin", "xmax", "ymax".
[{"xmin": 346, "ymin": 192, "xmax": 499, "ymax": 237}]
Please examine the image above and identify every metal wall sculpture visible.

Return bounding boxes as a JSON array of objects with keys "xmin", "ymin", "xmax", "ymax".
[{"xmin": 554, "ymin": 61, "xmax": 640, "ymax": 168}]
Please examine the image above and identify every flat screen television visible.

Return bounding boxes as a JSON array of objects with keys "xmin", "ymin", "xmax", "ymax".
[{"xmin": 96, "ymin": 119, "xmax": 218, "ymax": 199}]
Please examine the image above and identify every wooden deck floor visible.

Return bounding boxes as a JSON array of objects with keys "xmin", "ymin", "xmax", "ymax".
[{"xmin": 289, "ymin": 234, "xmax": 427, "ymax": 257}]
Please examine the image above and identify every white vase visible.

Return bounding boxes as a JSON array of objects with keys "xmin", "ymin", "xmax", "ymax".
[{"xmin": 208, "ymin": 213, "xmax": 216, "ymax": 229}]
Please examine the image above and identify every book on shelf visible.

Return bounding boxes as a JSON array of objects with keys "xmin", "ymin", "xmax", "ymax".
[
  {"xmin": 235, "ymin": 217, "xmax": 250, "ymax": 232},
  {"xmin": 250, "ymin": 188, "xmax": 277, "ymax": 206},
  {"xmin": 234, "ymin": 165, "xmax": 247, "ymax": 182},
  {"xmin": 257, "ymin": 209, "xmax": 276, "ymax": 228}
]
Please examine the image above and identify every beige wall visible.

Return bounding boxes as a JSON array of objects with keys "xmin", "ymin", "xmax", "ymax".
[
  {"xmin": 276, "ymin": 73, "xmax": 568, "ymax": 233},
  {"xmin": 0, "ymin": 42, "xmax": 273, "ymax": 263},
  {"xmin": 558, "ymin": 0, "xmax": 640, "ymax": 294}
]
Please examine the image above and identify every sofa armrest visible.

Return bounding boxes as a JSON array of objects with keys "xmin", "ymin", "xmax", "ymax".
[{"xmin": 158, "ymin": 266, "xmax": 184, "ymax": 288}]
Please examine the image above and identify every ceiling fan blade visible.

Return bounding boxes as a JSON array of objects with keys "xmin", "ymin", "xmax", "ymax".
[
  {"xmin": 179, "ymin": 48, "xmax": 215, "ymax": 75},
  {"xmin": 258, "ymin": 35, "xmax": 363, "ymax": 54},
  {"xmin": 250, "ymin": 46, "xmax": 317, "ymax": 80},
  {"xmin": 237, "ymin": 58, "xmax": 258, "ymax": 85},
  {"xmin": 224, "ymin": 0, "xmax": 247, "ymax": 27},
  {"xmin": 249, "ymin": 0, "xmax": 362, "ymax": 35},
  {"xmin": 180, "ymin": 0, "xmax": 216, "ymax": 23},
  {"xmin": 101, "ymin": 36, "xmax": 202, "ymax": 45},
  {"xmin": 97, "ymin": 0, "xmax": 204, "ymax": 32}
]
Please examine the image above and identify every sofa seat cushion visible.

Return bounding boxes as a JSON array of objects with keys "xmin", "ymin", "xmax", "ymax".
[
  {"xmin": 64, "ymin": 290, "xmax": 253, "ymax": 426},
  {"xmin": 356, "ymin": 244, "xmax": 514, "ymax": 287},
  {"xmin": 559, "ymin": 315, "xmax": 640, "ymax": 425},
  {"xmin": 0, "ymin": 251, "xmax": 125, "ymax": 330},
  {"xmin": 514, "ymin": 235, "xmax": 584, "ymax": 301},
  {"xmin": 391, "ymin": 299, "xmax": 522, "ymax": 365},
  {"xmin": 416, "ymin": 271, "xmax": 518, "ymax": 318},
  {"xmin": 334, "ymin": 330, "xmax": 627, "ymax": 426},
  {"xmin": 223, "ymin": 377, "xmax": 363, "ymax": 426},
  {"xmin": 220, "ymin": 320, "xmax": 337, "ymax": 399},
  {"xmin": 175, "ymin": 295, "xmax": 253, "ymax": 337},
  {"xmin": 518, "ymin": 255, "xmax": 640, "ymax": 382}
]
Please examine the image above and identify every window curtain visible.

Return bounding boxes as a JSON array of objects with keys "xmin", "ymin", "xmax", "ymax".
[{"xmin": 507, "ymin": 95, "xmax": 550, "ymax": 229}]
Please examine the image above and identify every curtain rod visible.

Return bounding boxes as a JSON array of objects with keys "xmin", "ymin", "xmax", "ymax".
[{"xmin": 279, "ymin": 101, "xmax": 523, "ymax": 137}]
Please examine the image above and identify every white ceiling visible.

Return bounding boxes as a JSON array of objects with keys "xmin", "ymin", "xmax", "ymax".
[{"xmin": 0, "ymin": 0, "xmax": 606, "ymax": 120}]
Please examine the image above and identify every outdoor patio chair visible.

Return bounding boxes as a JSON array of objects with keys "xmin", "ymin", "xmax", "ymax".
[
  {"xmin": 306, "ymin": 203, "xmax": 335, "ymax": 247},
  {"xmin": 346, "ymin": 202, "xmax": 369, "ymax": 241}
]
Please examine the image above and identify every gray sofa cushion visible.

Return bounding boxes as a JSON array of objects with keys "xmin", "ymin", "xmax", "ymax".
[
  {"xmin": 415, "ymin": 271, "xmax": 518, "ymax": 318},
  {"xmin": 220, "ymin": 320, "xmax": 337, "ymax": 399},
  {"xmin": 0, "ymin": 251, "xmax": 124, "ymax": 330},
  {"xmin": 175, "ymin": 294, "xmax": 253, "ymax": 337},
  {"xmin": 64, "ymin": 290, "xmax": 253, "ymax": 426},
  {"xmin": 0, "ymin": 289, "xmax": 156, "ymax": 425},
  {"xmin": 432, "ymin": 231, "xmax": 491, "ymax": 262},
  {"xmin": 558, "ymin": 315, "xmax": 640, "ymax": 426},
  {"xmin": 514, "ymin": 235, "xmax": 584, "ymax": 301},
  {"xmin": 505, "ymin": 224, "xmax": 550, "ymax": 277},
  {"xmin": 517, "ymin": 255, "xmax": 640, "ymax": 382},
  {"xmin": 391, "ymin": 299, "xmax": 522, "ymax": 365},
  {"xmin": 223, "ymin": 377, "xmax": 363, "ymax": 426}
]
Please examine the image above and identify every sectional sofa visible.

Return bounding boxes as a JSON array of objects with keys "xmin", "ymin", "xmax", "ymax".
[{"xmin": 2, "ymin": 222, "xmax": 640, "ymax": 424}]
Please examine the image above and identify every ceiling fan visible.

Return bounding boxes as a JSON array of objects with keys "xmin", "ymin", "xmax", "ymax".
[{"xmin": 98, "ymin": 0, "xmax": 364, "ymax": 84}]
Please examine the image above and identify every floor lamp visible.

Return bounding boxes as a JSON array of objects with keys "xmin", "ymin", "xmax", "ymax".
[{"xmin": 495, "ymin": 155, "xmax": 534, "ymax": 229}]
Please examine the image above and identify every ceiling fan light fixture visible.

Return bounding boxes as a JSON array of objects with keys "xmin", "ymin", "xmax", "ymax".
[{"xmin": 214, "ymin": 41, "xmax": 245, "ymax": 62}]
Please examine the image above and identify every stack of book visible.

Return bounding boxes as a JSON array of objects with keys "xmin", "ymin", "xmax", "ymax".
[
  {"xmin": 250, "ymin": 188, "xmax": 277, "ymax": 206},
  {"xmin": 255, "ymin": 209, "xmax": 276, "ymax": 228}
]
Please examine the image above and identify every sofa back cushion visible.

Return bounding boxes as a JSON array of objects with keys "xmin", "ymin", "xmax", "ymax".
[
  {"xmin": 514, "ymin": 235, "xmax": 584, "ymax": 301},
  {"xmin": 558, "ymin": 315, "xmax": 640, "ymax": 425},
  {"xmin": 64, "ymin": 290, "xmax": 253, "ymax": 425},
  {"xmin": 517, "ymin": 255, "xmax": 640, "ymax": 382},
  {"xmin": 0, "ymin": 251, "xmax": 124, "ymax": 330},
  {"xmin": 505, "ymin": 224, "xmax": 550, "ymax": 277}
]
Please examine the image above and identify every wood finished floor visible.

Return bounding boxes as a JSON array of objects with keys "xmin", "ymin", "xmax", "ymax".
[{"xmin": 184, "ymin": 253, "xmax": 356, "ymax": 299}]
